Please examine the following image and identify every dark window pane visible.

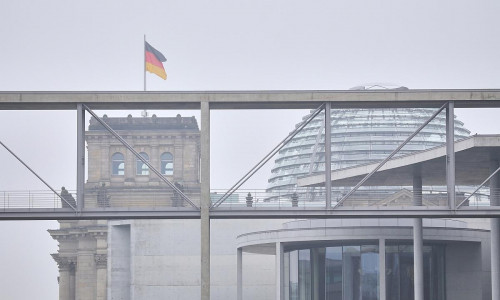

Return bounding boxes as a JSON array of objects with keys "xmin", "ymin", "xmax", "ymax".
[
  {"xmin": 111, "ymin": 152, "xmax": 125, "ymax": 175},
  {"xmin": 325, "ymin": 247, "xmax": 342, "ymax": 300},
  {"xmin": 299, "ymin": 249, "xmax": 312, "ymax": 300},
  {"xmin": 343, "ymin": 246, "xmax": 361, "ymax": 300}
]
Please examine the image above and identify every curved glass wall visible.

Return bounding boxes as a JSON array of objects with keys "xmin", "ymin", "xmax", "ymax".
[
  {"xmin": 266, "ymin": 107, "xmax": 471, "ymax": 203},
  {"xmin": 285, "ymin": 243, "xmax": 445, "ymax": 300}
]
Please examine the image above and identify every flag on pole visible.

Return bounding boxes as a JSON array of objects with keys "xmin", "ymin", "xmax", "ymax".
[{"xmin": 145, "ymin": 42, "xmax": 167, "ymax": 80}]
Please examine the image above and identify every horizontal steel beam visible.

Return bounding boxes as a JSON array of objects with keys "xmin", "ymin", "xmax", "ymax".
[
  {"xmin": 2, "ymin": 90, "xmax": 500, "ymax": 109},
  {"xmin": 2, "ymin": 207, "xmax": 500, "ymax": 220}
]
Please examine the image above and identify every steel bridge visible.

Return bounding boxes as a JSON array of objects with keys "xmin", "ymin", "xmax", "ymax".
[{"xmin": 2, "ymin": 89, "xmax": 500, "ymax": 300}]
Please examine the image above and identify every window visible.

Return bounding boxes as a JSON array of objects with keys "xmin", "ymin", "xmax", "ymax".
[
  {"xmin": 161, "ymin": 152, "xmax": 174, "ymax": 175},
  {"xmin": 136, "ymin": 152, "xmax": 149, "ymax": 175},
  {"xmin": 111, "ymin": 152, "xmax": 124, "ymax": 175}
]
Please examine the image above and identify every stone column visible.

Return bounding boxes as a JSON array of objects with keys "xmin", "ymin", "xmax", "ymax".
[
  {"xmin": 174, "ymin": 143, "xmax": 184, "ymax": 181},
  {"xmin": 95, "ymin": 254, "xmax": 108, "ymax": 300},
  {"xmin": 100, "ymin": 145, "xmax": 110, "ymax": 183},
  {"xmin": 52, "ymin": 255, "xmax": 76, "ymax": 300},
  {"xmin": 150, "ymin": 144, "xmax": 159, "ymax": 183},
  {"xmin": 125, "ymin": 143, "xmax": 135, "ymax": 184},
  {"xmin": 75, "ymin": 237, "xmax": 97, "ymax": 300}
]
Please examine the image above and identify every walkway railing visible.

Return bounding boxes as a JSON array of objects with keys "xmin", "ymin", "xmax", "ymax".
[{"xmin": 0, "ymin": 190, "xmax": 74, "ymax": 210}]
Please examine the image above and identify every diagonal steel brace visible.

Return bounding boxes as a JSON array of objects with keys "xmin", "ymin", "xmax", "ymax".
[
  {"xmin": 212, "ymin": 103, "xmax": 326, "ymax": 208},
  {"xmin": 333, "ymin": 102, "xmax": 449, "ymax": 209},
  {"xmin": 0, "ymin": 140, "xmax": 77, "ymax": 211}
]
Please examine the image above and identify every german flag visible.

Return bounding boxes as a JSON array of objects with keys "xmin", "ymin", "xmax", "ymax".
[{"xmin": 145, "ymin": 42, "xmax": 167, "ymax": 80}]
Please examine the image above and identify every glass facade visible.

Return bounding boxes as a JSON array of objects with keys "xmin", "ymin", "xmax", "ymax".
[{"xmin": 285, "ymin": 243, "xmax": 445, "ymax": 300}]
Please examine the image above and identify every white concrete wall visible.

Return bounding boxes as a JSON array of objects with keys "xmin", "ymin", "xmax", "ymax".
[
  {"xmin": 108, "ymin": 219, "xmax": 285, "ymax": 300},
  {"xmin": 446, "ymin": 242, "xmax": 483, "ymax": 300},
  {"xmin": 108, "ymin": 224, "xmax": 131, "ymax": 300}
]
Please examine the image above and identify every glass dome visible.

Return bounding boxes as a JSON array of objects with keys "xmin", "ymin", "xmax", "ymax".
[{"xmin": 266, "ymin": 87, "xmax": 471, "ymax": 204}]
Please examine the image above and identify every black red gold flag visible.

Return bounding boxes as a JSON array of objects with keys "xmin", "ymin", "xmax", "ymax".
[{"xmin": 145, "ymin": 42, "xmax": 167, "ymax": 80}]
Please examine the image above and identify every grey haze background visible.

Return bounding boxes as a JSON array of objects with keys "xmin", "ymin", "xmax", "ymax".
[{"xmin": 1, "ymin": 0, "xmax": 499, "ymax": 298}]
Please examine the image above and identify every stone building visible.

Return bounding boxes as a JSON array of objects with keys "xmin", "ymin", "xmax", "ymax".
[{"xmin": 49, "ymin": 114, "xmax": 201, "ymax": 300}]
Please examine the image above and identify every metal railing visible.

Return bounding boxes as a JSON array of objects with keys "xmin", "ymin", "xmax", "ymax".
[{"xmin": 0, "ymin": 190, "xmax": 75, "ymax": 210}]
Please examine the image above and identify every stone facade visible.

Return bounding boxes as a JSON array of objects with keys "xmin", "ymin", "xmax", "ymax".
[{"xmin": 49, "ymin": 114, "xmax": 201, "ymax": 300}]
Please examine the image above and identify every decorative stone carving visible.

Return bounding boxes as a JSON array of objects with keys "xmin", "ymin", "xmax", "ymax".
[
  {"xmin": 51, "ymin": 254, "xmax": 76, "ymax": 271},
  {"xmin": 94, "ymin": 254, "xmax": 108, "ymax": 269}
]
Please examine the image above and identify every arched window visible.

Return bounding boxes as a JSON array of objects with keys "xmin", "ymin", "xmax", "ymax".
[
  {"xmin": 161, "ymin": 152, "xmax": 174, "ymax": 175},
  {"xmin": 111, "ymin": 152, "xmax": 125, "ymax": 175},
  {"xmin": 136, "ymin": 152, "xmax": 149, "ymax": 175}
]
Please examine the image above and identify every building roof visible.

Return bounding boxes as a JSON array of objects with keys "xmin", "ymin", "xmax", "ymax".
[
  {"xmin": 88, "ymin": 114, "xmax": 199, "ymax": 131},
  {"xmin": 297, "ymin": 135, "xmax": 500, "ymax": 187}
]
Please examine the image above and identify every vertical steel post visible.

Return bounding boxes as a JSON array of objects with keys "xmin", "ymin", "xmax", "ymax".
[
  {"xmin": 77, "ymin": 103, "xmax": 85, "ymax": 211},
  {"xmin": 200, "ymin": 101, "xmax": 211, "ymax": 300},
  {"xmin": 446, "ymin": 101, "xmax": 456, "ymax": 209},
  {"xmin": 490, "ymin": 159, "xmax": 500, "ymax": 300},
  {"xmin": 325, "ymin": 102, "xmax": 332, "ymax": 209},
  {"xmin": 237, "ymin": 247, "xmax": 243, "ymax": 300},
  {"xmin": 413, "ymin": 168, "xmax": 424, "ymax": 300},
  {"xmin": 276, "ymin": 242, "xmax": 284, "ymax": 300},
  {"xmin": 379, "ymin": 238, "xmax": 386, "ymax": 300}
]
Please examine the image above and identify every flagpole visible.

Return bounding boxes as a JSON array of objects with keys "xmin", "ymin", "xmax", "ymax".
[{"xmin": 144, "ymin": 34, "xmax": 146, "ymax": 91}]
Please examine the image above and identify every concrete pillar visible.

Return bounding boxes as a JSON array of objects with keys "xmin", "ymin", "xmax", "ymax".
[
  {"xmin": 237, "ymin": 248, "xmax": 242, "ymax": 300},
  {"xmin": 276, "ymin": 242, "xmax": 284, "ymax": 300},
  {"xmin": 413, "ymin": 168, "xmax": 424, "ymax": 300},
  {"xmin": 413, "ymin": 218, "xmax": 424, "ymax": 300},
  {"xmin": 200, "ymin": 101, "xmax": 211, "ymax": 300},
  {"xmin": 379, "ymin": 239, "xmax": 386, "ymax": 300},
  {"xmin": 491, "ymin": 160, "xmax": 500, "ymax": 300}
]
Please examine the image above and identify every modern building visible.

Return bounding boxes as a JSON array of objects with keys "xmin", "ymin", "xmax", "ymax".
[{"xmin": 237, "ymin": 218, "xmax": 491, "ymax": 300}]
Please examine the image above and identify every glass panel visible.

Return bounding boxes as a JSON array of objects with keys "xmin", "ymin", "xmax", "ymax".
[
  {"xmin": 325, "ymin": 246, "xmax": 342, "ymax": 300},
  {"xmin": 343, "ymin": 245, "xmax": 361, "ymax": 300},
  {"xmin": 299, "ymin": 249, "xmax": 312, "ymax": 300},
  {"xmin": 312, "ymin": 248, "xmax": 326, "ymax": 300},
  {"xmin": 385, "ymin": 246, "xmax": 400, "ymax": 300},
  {"xmin": 290, "ymin": 250, "xmax": 299, "ymax": 300},
  {"xmin": 430, "ymin": 245, "xmax": 446, "ymax": 300},
  {"xmin": 398, "ymin": 245, "xmax": 414, "ymax": 300},
  {"xmin": 361, "ymin": 245, "xmax": 379, "ymax": 300}
]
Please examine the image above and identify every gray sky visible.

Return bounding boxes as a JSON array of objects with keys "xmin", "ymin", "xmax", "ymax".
[{"xmin": 1, "ymin": 0, "xmax": 500, "ymax": 298}]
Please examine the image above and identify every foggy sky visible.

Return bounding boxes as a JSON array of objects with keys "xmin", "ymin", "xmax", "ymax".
[{"xmin": 1, "ymin": 0, "xmax": 500, "ymax": 298}]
